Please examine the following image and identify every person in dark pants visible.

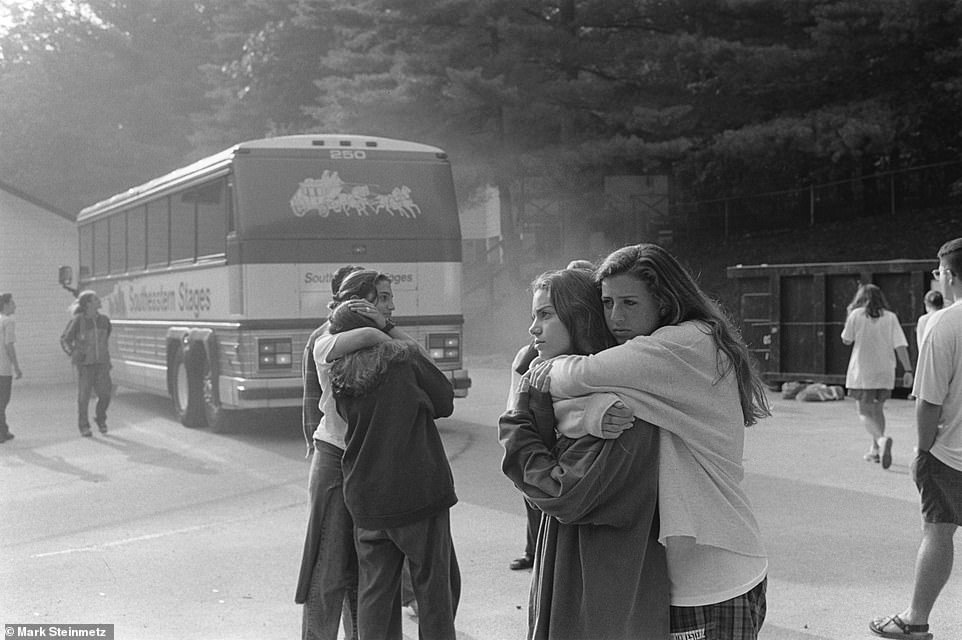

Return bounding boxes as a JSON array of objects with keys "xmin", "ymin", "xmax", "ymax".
[
  {"xmin": 60, "ymin": 290, "xmax": 112, "ymax": 437},
  {"xmin": 297, "ymin": 269, "xmax": 422, "ymax": 640},
  {"xmin": 0, "ymin": 293, "xmax": 23, "ymax": 442},
  {"xmin": 297, "ymin": 264, "xmax": 362, "ymax": 640},
  {"xmin": 328, "ymin": 301, "xmax": 460, "ymax": 640}
]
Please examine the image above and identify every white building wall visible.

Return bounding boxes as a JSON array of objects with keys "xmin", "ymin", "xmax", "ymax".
[{"xmin": 0, "ymin": 189, "xmax": 78, "ymax": 385}]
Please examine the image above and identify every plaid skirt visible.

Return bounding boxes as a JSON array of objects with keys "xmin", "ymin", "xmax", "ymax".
[{"xmin": 669, "ymin": 578, "xmax": 767, "ymax": 640}]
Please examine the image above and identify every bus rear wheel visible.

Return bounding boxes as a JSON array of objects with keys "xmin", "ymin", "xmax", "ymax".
[
  {"xmin": 172, "ymin": 346, "xmax": 205, "ymax": 429},
  {"xmin": 201, "ymin": 355, "xmax": 227, "ymax": 432}
]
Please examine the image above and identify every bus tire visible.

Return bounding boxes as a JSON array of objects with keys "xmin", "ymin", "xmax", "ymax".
[
  {"xmin": 200, "ymin": 350, "xmax": 228, "ymax": 433},
  {"xmin": 172, "ymin": 346, "xmax": 206, "ymax": 429}
]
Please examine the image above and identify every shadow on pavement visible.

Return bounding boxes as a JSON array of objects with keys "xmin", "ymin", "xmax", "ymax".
[{"xmin": 90, "ymin": 433, "xmax": 219, "ymax": 475}]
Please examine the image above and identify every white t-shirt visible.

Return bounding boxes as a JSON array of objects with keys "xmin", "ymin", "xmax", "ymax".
[
  {"xmin": 913, "ymin": 301, "xmax": 962, "ymax": 472},
  {"xmin": 310, "ymin": 330, "xmax": 350, "ymax": 450},
  {"xmin": 0, "ymin": 314, "xmax": 15, "ymax": 376},
  {"xmin": 841, "ymin": 309, "xmax": 908, "ymax": 389},
  {"xmin": 666, "ymin": 536, "xmax": 768, "ymax": 606}
]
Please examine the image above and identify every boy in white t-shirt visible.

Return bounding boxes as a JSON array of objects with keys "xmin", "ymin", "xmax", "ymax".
[{"xmin": 870, "ymin": 238, "xmax": 962, "ymax": 640}]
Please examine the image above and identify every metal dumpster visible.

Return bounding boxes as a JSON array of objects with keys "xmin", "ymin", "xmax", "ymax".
[{"xmin": 726, "ymin": 259, "xmax": 935, "ymax": 389}]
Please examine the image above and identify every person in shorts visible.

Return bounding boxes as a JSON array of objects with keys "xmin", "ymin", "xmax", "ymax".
[
  {"xmin": 870, "ymin": 238, "xmax": 962, "ymax": 640},
  {"xmin": 841, "ymin": 284, "xmax": 914, "ymax": 469}
]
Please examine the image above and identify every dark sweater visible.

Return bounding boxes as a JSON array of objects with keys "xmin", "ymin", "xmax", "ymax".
[
  {"xmin": 335, "ymin": 347, "xmax": 456, "ymax": 530},
  {"xmin": 500, "ymin": 388, "xmax": 669, "ymax": 640}
]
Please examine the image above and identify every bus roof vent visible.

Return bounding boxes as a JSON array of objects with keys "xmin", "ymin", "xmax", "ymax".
[
  {"xmin": 339, "ymin": 140, "xmax": 351, "ymax": 146},
  {"xmin": 365, "ymin": 141, "xmax": 378, "ymax": 147},
  {"xmin": 311, "ymin": 140, "xmax": 325, "ymax": 146}
]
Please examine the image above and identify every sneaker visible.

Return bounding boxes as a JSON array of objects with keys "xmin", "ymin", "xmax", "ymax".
[
  {"xmin": 0, "ymin": 432, "xmax": 13, "ymax": 443},
  {"xmin": 879, "ymin": 437, "xmax": 893, "ymax": 470},
  {"xmin": 97, "ymin": 421, "xmax": 108, "ymax": 434},
  {"xmin": 80, "ymin": 426, "xmax": 93, "ymax": 437},
  {"xmin": 863, "ymin": 450, "xmax": 880, "ymax": 463},
  {"xmin": 509, "ymin": 555, "xmax": 534, "ymax": 571}
]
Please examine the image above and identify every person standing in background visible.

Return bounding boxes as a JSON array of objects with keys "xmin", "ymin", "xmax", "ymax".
[
  {"xmin": 60, "ymin": 290, "xmax": 112, "ymax": 437},
  {"xmin": 916, "ymin": 289, "xmax": 944, "ymax": 348},
  {"xmin": 841, "ymin": 284, "xmax": 914, "ymax": 469},
  {"xmin": 870, "ymin": 238, "xmax": 962, "ymax": 640},
  {"xmin": 0, "ymin": 293, "xmax": 23, "ymax": 443}
]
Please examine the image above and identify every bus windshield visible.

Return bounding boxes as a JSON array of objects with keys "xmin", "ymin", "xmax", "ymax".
[{"xmin": 233, "ymin": 155, "xmax": 461, "ymax": 241}]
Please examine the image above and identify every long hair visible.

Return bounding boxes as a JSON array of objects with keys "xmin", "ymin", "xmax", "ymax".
[
  {"xmin": 531, "ymin": 269, "xmax": 615, "ymax": 356},
  {"xmin": 71, "ymin": 290, "xmax": 98, "ymax": 316},
  {"xmin": 332, "ymin": 265, "xmax": 364, "ymax": 296},
  {"xmin": 328, "ymin": 269, "xmax": 390, "ymax": 311},
  {"xmin": 326, "ymin": 301, "xmax": 414, "ymax": 397},
  {"xmin": 597, "ymin": 243, "xmax": 771, "ymax": 426},
  {"xmin": 847, "ymin": 284, "xmax": 889, "ymax": 319}
]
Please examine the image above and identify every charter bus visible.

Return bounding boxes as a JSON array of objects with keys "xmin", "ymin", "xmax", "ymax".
[{"xmin": 59, "ymin": 134, "xmax": 471, "ymax": 431}]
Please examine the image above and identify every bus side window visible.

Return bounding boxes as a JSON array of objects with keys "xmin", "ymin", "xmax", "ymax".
[
  {"xmin": 127, "ymin": 206, "xmax": 147, "ymax": 272},
  {"xmin": 109, "ymin": 214, "xmax": 126, "ymax": 274},
  {"xmin": 146, "ymin": 198, "xmax": 170, "ymax": 268},
  {"xmin": 93, "ymin": 218, "xmax": 109, "ymax": 276},
  {"xmin": 79, "ymin": 224, "xmax": 93, "ymax": 280},
  {"xmin": 170, "ymin": 191, "xmax": 196, "ymax": 263},
  {"xmin": 196, "ymin": 178, "xmax": 228, "ymax": 259}
]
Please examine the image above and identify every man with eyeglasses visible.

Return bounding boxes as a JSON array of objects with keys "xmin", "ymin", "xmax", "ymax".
[{"xmin": 871, "ymin": 238, "xmax": 962, "ymax": 640}]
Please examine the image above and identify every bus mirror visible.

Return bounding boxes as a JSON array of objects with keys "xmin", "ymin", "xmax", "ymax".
[{"xmin": 58, "ymin": 265, "xmax": 73, "ymax": 287}]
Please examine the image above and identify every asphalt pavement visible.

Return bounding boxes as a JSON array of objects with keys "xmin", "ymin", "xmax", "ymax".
[{"xmin": 1, "ymin": 363, "xmax": 960, "ymax": 640}]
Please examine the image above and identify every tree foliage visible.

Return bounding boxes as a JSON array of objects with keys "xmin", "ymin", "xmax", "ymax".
[{"xmin": 1, "ymin": 0, "xmax": 960, "ymax": 234}]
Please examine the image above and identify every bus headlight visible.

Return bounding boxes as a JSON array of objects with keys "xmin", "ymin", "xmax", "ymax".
[{"xmin": 258, "ymin": 338, "xmax": 293, "ymax": 370}]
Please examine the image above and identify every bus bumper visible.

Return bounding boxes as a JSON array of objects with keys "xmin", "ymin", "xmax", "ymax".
[
  {"xmin": 220, "ymin": 376, "xmax": 302, "ymax": 409},
  {"xmin": 220, "ymin": 369, "xmax": 472, "ymax": 408}
]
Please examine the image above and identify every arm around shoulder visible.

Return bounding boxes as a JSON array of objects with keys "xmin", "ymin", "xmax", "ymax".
[{"xmin": 322, "ymin": 326, "xmax": 390, "ymax": 361}]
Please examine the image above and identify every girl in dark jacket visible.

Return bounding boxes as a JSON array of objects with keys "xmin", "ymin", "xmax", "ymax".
[
  {"xmin": 499, "ymin": 268, "xmax": 669, "ymax": 640},
  {"xmin": 328, "ymin": 302, "xmax": 460, "ymax": 640}
]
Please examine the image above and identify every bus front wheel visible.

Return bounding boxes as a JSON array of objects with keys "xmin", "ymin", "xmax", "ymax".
[{"xmin": 172, "ymin": 347, "xmax": 205, "ymax": 429}]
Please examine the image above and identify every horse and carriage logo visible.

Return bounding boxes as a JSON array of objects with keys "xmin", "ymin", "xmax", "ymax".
[{"xmin": 290, "ymin": 171, "xmax": 422, "ymax": 219}]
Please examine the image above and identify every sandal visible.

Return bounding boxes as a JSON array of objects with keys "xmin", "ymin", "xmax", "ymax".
[{"xmin": 869, "ymin": 614, "xmax": 932, "ymax": 640}]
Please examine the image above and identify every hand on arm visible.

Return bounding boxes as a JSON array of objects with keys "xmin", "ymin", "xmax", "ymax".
[{"xmin": 600, "ymin": 400, "xmax": 633, "ymax": 438}]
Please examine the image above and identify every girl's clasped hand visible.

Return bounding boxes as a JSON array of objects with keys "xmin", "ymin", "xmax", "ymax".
[{"xmin": 523, "ymin": 360, "xmax": 635, "ymax": 439}]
